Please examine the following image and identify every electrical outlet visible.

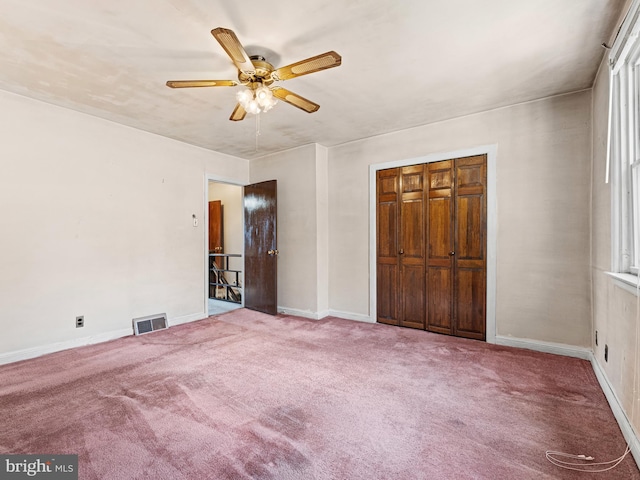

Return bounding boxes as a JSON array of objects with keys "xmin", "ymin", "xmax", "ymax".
[
  {"xmin": 76, "ymin": 316, "xmax": 84, "ymax": 328},
  {"xmin": 605, "ymin": 344, "xmax": 608, "ymax": 362},
  {"xmin": 595, "ymin": 330, "xmax": 598, "ymax": 346}
]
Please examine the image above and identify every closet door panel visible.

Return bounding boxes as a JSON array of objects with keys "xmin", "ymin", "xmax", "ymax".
[
  {"xmin": 398, "ymin": 165, "xmax": 426, "ymax": 329},
  {"xmin": 377, "ymin": 168, "xmax": 400, "ymax": 325},
  {"xmin": 401, "ymin": 198, "xmax": 424, "ymax": 257},
  {"xmin": 378, "ymin": 202, "xmax": 398, "ymax": 257},
  {"xmin": 426, "ymin": 161, "xmax": 454, "ymax": 334},
  {"xmin": 454, "ymin": 268, "xmax": 485, "ymax": 339},
  {"xmin": 377, "ymin": 263, "xmax": 399, "ymax": 325},
  {"xmin": 456, "ymin": 195, "xmax": 484, "ymax": 260},
  {"xmin": 427, "ymin": 267, "xmax": 452, "ymax": 333},
  {"xmin": 454, "ymin": 156, "xmax": 487, "ymax": 340},
  {"xmin": 428, "ymin": 197, "xmax": 452, "ymax": 260},
  {"xmin": 400, "ymin": 265, "xmax": 425, "ymax": 329}
]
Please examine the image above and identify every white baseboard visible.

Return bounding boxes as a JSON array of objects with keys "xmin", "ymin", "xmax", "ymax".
[
  {"xmin": 0, "ymin": 311, "xmax": 207, "ymax": 366},
  {"xmin": 590, "ymin": 354, "xmax": 640, "ymax": 469},
  {"xmin": 0, "ymin": 328, "xmax": 132, "ymax": 366},
  {"xmin": 277, "ymin": 307, "xmax": 323, "ymax": 320},
  {"xmin": 277, "ymin": 307, "xmax": 374, "ymax": 323},
  {"xmin": 170, "ymin": 311, "xmax": 207, "ymax": 326},
  {"xmin": 327, "ymin": 309, "xmax": 375, "ymax": 323},
  {"xmin": 494, "ymin": 335, "xmax": 592, "ymax": 360}
]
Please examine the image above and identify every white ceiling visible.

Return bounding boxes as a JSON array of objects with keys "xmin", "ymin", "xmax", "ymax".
[{"xmin": 0, "ymin": 0, "xmax": 626, "ymax": 159}]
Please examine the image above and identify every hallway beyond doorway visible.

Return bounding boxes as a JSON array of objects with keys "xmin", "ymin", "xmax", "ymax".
[{"xmin": 208, "ymin": 298, "xmax": 242, "ymax": 316}]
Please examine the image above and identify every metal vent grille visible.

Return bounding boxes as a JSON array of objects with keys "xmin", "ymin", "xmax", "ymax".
[{"xmin": 133, "ymin": 313, "xmax": 168, "ymax": 335}]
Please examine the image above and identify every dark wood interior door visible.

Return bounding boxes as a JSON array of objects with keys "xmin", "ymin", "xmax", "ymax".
[
  {"xmin": 243, "ymin": 180, "xmax": 278, "ymax": 315},
  {"xmin": 209, "ymin": 200, "xmax": 223, "ymax": 267}
]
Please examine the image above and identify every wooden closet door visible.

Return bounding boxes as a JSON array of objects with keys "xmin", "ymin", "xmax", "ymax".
[
  {"xmin": 426, "ymin": 160, "xmax": 455, "ymax": 334},
  {"xmin": 426, "ymin": 155, "xmax": 486, "ymax": 339},
  {"xmin": 376, "ymin": 168, "xmax": 400, "ymax": 325},
  {"xmin": 453, "ymin": 155, "xmax": 486, "ymax": 340},
  {"xmin": 376, "ymin": 166, "xmax": 426, "ymax": 329},
  {"xmin": 398, "ymin": 165, "xmax": 426, "ymax": 329},
  {"xmin": 377, "ymin": 155, "xmax": 486, "ymax": 339}
]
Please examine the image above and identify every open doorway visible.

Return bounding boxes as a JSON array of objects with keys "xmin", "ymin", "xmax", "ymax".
[{"xmin": 207, "ymin": 181, "xmax": 243, "ymax": 316}]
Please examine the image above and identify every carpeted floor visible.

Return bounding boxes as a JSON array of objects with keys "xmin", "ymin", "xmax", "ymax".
[{"xmin": 0, "ymin": 309, "xmax": 638, "ymax": 479}]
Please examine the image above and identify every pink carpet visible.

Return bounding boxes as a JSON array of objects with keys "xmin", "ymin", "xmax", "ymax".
[{"xmin": 0, "ymin": 309, "xmax": 637, "ymax": 479}]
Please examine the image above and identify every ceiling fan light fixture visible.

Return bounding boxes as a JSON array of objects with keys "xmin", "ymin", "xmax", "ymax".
[
  {"xmin": 262, "ymin": 99, "xmax": 277, "ymax": 112},
  {"xmin": 167, "ymin": 27, "xmax": 341, "ymax": 121},
  {"xmin": 256, "ymin": 85, "xmax": 278, "ymax": 111},
  {"xmin": 246, "ymin": 98, "xmax": 261, "ymax": 115},
  {"xmin": 236, "ymin": 84, "xmax": 277, "ymax": 115},
  {"xmin": 255, "ymin": 84, "xmax": 272, "ymax": 103},
  {"xmin": 236, "ymin": 88, "xmax": 253, "ymax": 105}
]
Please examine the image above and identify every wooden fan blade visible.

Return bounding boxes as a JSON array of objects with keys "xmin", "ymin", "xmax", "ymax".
[
  {"xmin": 273, "ymin": 51, "xmax": 341, "ymax": 81},
  {"xmin": 211, "ymin": 27, "xmax": 256, "ymax": 75},
  {"xmin": 271, "ymin": 87, "xmax": 320, "ymax": 113},
  {"xmin": 230, "ymin": 103, "xmax": 247, "ymax": 121},
  {"xmin": 166, "ymin": 80, "xmax": 237, "ymax": 88}
]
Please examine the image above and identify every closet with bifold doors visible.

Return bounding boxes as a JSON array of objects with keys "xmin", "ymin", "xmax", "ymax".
[{"xmin": 376, "ymin": 154, "xmax": 487, "ymax": 340}]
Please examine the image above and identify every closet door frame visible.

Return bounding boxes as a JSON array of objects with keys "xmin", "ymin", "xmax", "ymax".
[{"xmin": 369, "ymin": 145, "xmax": 498, "ymax": 344}]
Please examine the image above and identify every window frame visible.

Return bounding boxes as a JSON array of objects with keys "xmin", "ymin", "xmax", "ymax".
[
  {"xmin": 631, "ymin": 58, "xmax": 640, "ymax": 275},
  {"xmin": 609, "ymin": 0, "xmax": 640, "ymax": 281}
]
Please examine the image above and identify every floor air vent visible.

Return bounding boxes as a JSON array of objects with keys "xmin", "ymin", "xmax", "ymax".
[{"xmin": 133, "ymin": 313, "xmax": 168, "ymax": 335}]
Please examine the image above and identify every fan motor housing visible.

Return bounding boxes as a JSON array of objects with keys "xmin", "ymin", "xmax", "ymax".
[{"xmin": 238, "ymin": 56, "xmax": 275, "ymax": 86}]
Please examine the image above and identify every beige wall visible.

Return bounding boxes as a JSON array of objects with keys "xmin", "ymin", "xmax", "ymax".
[
  {"xmin": 315, "ymin": 144, "xmax": 330, "ymax": 316},
  {"xmin": 0, "ymin": 81, "xmax": 598, "ymax": 359},
  {"xmin": 328, "ymin": 91, "xmax": 593, "ymax": 346},
  {"xmin": 591, "ymin": 57, "xmax": 640, "ymax": 432},
  {"xmin": 0, "ymin": 90, "xmax": 248, "ymax": 358},
  {"xmin": 250, "ymin": 144, "xmax": 328, "ymax": 316}
]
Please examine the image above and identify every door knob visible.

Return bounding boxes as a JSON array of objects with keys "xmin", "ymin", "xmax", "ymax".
[
  {"xmin": 449, "ymin": 251, "xmax": 455, "ymax": 256},
  {"xmin": 399, "ymin": 249, "xmax": 404, "ymax": 255},
  {"xmin": 267, "ymin": 249, "xmax": 279, "ymax": 256}
]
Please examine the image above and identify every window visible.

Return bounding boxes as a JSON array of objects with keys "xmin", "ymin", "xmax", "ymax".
[
  {"xmin": 609, "ymin": 0, "xmax": 640, "ymax": 279},
  {"xmin": 633, "ymin": 60, "xmax": 640, "ymax": 275}
]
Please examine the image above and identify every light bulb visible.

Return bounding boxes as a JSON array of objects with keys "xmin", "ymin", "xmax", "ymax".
[
  {"xmin": 235, "ymin": 86, "xmax": 277, "ymax": 114},
  {"xmin": 255, "ymin": 85, "xmax": 273, "ymax": 107},
  {"xmin": 262, "ymin": 98, "xmax": 277, "ymax": 112},
  {"xmin": 247, "ymin": 99, "xmax": 260, "ymax": 115},
  {"xmin": 236, "ymin": 88, "xmax": 253, "ymax": 108}
]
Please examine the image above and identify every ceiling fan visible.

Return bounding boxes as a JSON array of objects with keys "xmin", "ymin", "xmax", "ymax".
[{"xmin": 166, "ymin": 27, "xmax": 342, "ymax": 121}]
